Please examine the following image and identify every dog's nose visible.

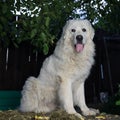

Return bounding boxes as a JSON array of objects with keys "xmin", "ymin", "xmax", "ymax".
[{"xmin": 76, "ymin": 35, "xmax": 83, "ymax": 43}]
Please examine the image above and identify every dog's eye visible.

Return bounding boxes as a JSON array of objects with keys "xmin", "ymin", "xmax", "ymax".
[
  {"xmin": 82, "ymin": 28, "xmax": 86, "ymax": 32},
  {"xmin": 71, "ymin": 29, "xmax": 76, "ymax": 32}
]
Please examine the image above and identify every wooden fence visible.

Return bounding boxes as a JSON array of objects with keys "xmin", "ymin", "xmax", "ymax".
[
  {"xmin": 0, "ymin": 42, "xmax": 48, "ymax": 90},
  {"xmin": 0, "ymin": 37, "xmax": 120, "ymax": 103}
]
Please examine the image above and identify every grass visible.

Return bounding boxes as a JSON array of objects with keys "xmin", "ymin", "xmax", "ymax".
[{"xmin": 0, "ymin": 109, "xmax": 120, "ymax": 120}]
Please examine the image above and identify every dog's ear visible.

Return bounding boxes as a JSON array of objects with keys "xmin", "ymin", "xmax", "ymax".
[
  {"xmin": 57, "ymin": 21, "xmax": 70, "ymax": 46},
  {"xmin": 60, "ymin": 20, "xmax": 71, "ymax": 43},
  {"xmin": 84, "ymin": 20, "xmax": 95, "ymax": 40}
]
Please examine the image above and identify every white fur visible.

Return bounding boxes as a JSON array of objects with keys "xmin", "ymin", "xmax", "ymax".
[{"xmin": 19, "ymin": 19, "xmax": 99, "ymax": 118}]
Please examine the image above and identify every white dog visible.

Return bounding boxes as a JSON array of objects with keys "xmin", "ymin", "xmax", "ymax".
[{"xmin": 19, "ymin": 19, "xmax": 99, "ymax": 118}]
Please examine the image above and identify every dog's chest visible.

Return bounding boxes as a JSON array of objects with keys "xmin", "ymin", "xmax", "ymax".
[
  {"xmin": 57, "ymin": 59, "xmax": 90, "ymax": 80},
  {"xmin": 58, "ymin": 56, "xmax": 92, "ymax": 82}
]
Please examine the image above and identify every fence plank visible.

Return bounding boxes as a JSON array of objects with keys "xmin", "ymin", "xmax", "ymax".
[{"xmin": 0, "ymin": 44, "xmax": 7, "ymax": 90}]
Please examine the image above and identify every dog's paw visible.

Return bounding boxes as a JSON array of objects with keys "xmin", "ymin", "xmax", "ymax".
[
  {"xmin": 74, "ymin": 113, "xmax": 84, "ymax": 120},
  {"xmin": 82, "ymin": 108, "xmax": 99, "ymax": 116},
  {"xmin": 66, "ymin": 110, "xmax": 84, "ymax": 120}
]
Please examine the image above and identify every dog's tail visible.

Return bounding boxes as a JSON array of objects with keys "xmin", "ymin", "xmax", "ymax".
[
  {"xmin": 19, "ymin": 76, "xmax": 57, "ymax": 113},
  {"xmin": 19, "ymin": 76, "xmax": 39, "ymax": 112}
]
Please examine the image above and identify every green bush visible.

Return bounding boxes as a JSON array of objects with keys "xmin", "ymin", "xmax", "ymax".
[
  {"xmin": 116, "ymin": 85, "xmax": 120, "ymax": 106},
  {"xmin": 0, "ymin": 0, "xmax": 120, "ymax": 54},
  {"xmin": 0, "ymin": 1, "xmax": 14, "ymax": 46},
  {"xmin": 0, "ymin": 0, "xmax": 81, "ymax": 54}
]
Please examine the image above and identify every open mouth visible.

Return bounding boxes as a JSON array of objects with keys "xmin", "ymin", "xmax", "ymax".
[
  {"xmin": 75, "ymin": 43, "xmax": 84, "ymax": 53},
  {"xmin": 74, "ymin": 34, "xmax": 84, "ymax": 53}
]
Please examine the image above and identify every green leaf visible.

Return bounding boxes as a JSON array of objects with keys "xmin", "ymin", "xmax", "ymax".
[
  {"xmin": 23, "ymin": 20, "xmax": 27, "ymax": 27},
  {"xmin": 45, "ymin": 17, "xmax": 50, "ymax": 27},
  {"xmin": 43, "ymin": 43, "xmax": 49, "ymax": 55},
  {"xmin": 116, "ymin": 100, "xmax": 120, "ymax": 106},
  {"xmin": 40, "ymin": 32, "xmax": 46, "ymax": 41},
  {"xmin": 30, "ymin": 29, "xmax": 37, "ymax": 38}
]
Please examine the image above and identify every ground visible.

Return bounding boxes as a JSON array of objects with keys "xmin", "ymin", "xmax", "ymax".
[{"xmin": 0, "ymin": 109, "xmax": 120, "ymax": 120}]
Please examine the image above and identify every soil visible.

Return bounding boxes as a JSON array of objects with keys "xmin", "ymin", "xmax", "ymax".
[{"xmin": 0, "ymin": 109, "xmax": 120, "ymax": 120}]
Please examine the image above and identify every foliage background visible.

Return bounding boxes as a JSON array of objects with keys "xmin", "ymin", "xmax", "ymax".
[{"xmin": 0, "ymin": 0, "xmax": 120, "ymax": 54}]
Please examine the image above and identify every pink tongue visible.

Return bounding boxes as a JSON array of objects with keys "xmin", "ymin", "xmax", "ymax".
[{"xmin": 76, "ymin": 44, "xmax": 84, "ymax": 52}]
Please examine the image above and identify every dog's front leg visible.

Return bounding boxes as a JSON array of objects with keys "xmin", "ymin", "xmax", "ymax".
[
  {"xmin": 58, "ymin": 80, "xmax": 82, "ymax": 118},
  {"xmin": 75, "ymin": 82, "xmax": 99, "ymax": 116}
]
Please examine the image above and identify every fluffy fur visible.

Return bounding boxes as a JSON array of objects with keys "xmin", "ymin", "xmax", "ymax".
[{"xmin": 19, "ymin": 19, "xmax": 99, "ymax": 118}]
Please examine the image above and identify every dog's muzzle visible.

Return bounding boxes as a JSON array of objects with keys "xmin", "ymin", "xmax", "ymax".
[{"xmin": 75, "ymin": 35, "xmax": 84, "ymax": 53}]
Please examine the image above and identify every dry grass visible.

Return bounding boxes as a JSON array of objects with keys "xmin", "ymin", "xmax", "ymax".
[{"xmin": 0, "ymin": 109, "xmax": 120, "ymax": 120}]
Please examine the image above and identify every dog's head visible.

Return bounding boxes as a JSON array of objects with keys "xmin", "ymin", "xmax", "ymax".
[{"xmin": 62, "ymin": 19, "xmax": 95, "ymax": 53}]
